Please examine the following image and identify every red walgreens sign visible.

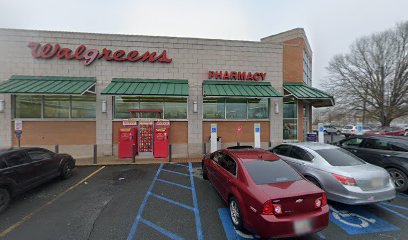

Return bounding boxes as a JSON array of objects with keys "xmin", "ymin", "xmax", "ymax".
[
  {"xmin": 208, "ymin": 70, "xmax": 266, "ymax": 81},
  {"xmin": 28, "ymin": 42, "xmax": 172, "ymax": 66}
]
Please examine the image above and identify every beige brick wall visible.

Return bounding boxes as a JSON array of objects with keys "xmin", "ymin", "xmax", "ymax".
[{"xmin": 0, "ymin": 28, "xmax": 289, "ymax": 157}]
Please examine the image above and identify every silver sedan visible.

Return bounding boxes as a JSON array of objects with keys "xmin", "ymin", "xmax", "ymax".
[{"xmin": 270, "ymin": 142, "xmax": 396, "ymax": 205}]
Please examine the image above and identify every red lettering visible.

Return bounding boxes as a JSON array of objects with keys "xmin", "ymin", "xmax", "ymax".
[
  {"xmin": 56, "ymin": 48, "xmax": 75, "ymax": 59},
  {"xmin": 127, "ymin": 51, "xmax": 139, "ymax": 62},
  {"xmin": 238, "ymin": 72, "xmax": 246, "ymax": 80},
  {"xmin": 83, "ymin": 49, "xmax": 99, "ymax": 65},
  {"xmin": 27, "ymin": 42, "xmax": 173, "ymax": 66},
  {"xmin": 223, "ymin": 71, "xmax": 230, "ymax": 79},
  {"xmin": 113, "ymin": 50, "xmax": 126, "ymax": 61},
  {"xmin": 261, "ymin": 73, "xmax": 266, "ymax": 80},
  {"xmin": 246, "ymin": 72, "xmax": 253, "ymax": 80},
  {"xmin": 28, "ymin": 42, "xmax": 41, "ymax": 58},
  {"xmin": 253, "ymin": 72, "xmax": 260, "ymax": 81},
  {"xmin": 40, "ymin": 43, "xmax": 59, "ymax": 58},
  {"xmin": 74, "ymin": 45, "xmax": 86, "ymax": 60},
  {"xmin": 98, "ymin": 48, "xmax": 113, "ymax": 60},
  {"xmin": 208, "ymin": 71, "xmax": 214, "ymax": 79},
  {"xmin": 157, "ymin": 50, "xmax": 172, "ymax": 63},
  {"xmin": 215, "ymin": 71, "xmax": 223, "ymax": 79},
  {"xmin": 230, "ymin": 71, "xmax": 237, "ymax": 80}
]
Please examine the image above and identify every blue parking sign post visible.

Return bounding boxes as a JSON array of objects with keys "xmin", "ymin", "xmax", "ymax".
[
  {"xmin": 356, "ymin": 122, "xmax": 363, "ymax": 135},
  {"xmin": 318, "ymin": 123, "xmax": 324, "ymax": 143}
]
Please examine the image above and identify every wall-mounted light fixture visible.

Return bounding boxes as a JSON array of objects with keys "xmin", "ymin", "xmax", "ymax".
[
  {"xmin": 274, "ymin": 102, "xmax": 279, "ymax": 114},
  {"xmin": 193, "ymin": 101, "xmax": 198, "ymax": 113},
  {"xmin": 101, "ymin": 100, "xmax": 107, "ymax": 113},
  {"xmin": 0, "ymin": 99, "xmax": 4, "ymax": 113}
]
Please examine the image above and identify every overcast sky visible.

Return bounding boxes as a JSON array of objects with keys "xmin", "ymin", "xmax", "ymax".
[{"xmin": 0, "ymin": 0, "xmax": 407, "ymax": 88}]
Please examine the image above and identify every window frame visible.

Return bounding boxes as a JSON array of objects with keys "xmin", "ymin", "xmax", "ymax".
[
  {"xmin": 272, "ymin": 144, "xmax": 291, "ymax": 157},
  {"xmin": 288, "ymin": 146, "xmax": 314, "ymax": 162},
  {"xmin": 3, "ymin": 151, "xmax": 31, "ymax": 167},
  {"xmin": 26, "ymin": 148, "xmax": 55, "ymax": 162}
]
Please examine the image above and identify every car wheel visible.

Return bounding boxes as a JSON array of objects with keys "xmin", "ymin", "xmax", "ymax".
[
  {"xmin": 305, "ymin": 176, "xmax": 322, "ymax": 189},
  {"xmin": 0, "ymin": 188, "xmax": 11, "ymax": 213},
  {"xmin": 387, "ymin": 168, "xmax": 408, "ymax": 192},
  {"xmin": 229, "ymin": 197, "xmax": 243, "ymax": 230},
  {"xmin": 336, "ymin": 130, "xmax": 341, "ymax": 135},
  {"xmin": 202, "ymin": 162, "xmax": 208, "ymax": 180},
  {"xmin": 61, "ymin": 161, "xmax": 74, "ymax": 179}
]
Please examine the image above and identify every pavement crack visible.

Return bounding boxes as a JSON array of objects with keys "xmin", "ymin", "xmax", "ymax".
[{"xmin": 86, "ymin": 197, "xmax": 112, "ymax": 240}]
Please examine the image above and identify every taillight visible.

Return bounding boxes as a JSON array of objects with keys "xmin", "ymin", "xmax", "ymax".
[
  {"xmin": 332, "ymin": 173, "xmax": 356, "ymax": 186},
  {"xmin": 262, "ymin": 201, "xmax": 283, "ymax": 215},
  {"xmin": 314, "ymin": 193, "xmax": 327, "ymax": 208},
  {"xmin": 352, "ymin": 129, "xmax": 356, "ymax": 132},
  {"xmin": 262, "ymin": 200, "xmax": 273, "ymax": 215}
]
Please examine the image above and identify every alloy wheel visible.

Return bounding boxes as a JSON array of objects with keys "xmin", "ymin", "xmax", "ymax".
[
  {"xmin": 229, "ymin": 200, "xmax": 240, "ymax": 226},
  {"xmin": 388, "ymin": 168, "xmax": 407, "ymax": 190}
]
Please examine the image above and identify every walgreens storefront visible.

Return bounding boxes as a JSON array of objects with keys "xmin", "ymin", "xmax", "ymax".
[{"xmin": 0, "ymin": 28, "xmax": 333, "ymax": 158}]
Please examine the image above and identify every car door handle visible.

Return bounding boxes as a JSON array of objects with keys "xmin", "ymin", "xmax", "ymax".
[
  {"xmin": 382, "ymin": 154, "xmax": 391, "ymax": 157},
  {"xmin": 300, "ymin": 162, "xmax": 306, "ymax": 166}
]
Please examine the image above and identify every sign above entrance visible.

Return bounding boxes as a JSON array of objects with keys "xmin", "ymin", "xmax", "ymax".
[
  {"xmin": 28, "ymin": 42, "xmax": 173, "ymax": 66},
  {"xmin": 208, "ymin": 71, "xmax": 266, "ymax": 81}
]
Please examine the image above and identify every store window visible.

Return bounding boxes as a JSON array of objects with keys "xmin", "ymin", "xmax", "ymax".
[
  {"xmin": 13, "ymin": 95, "xmax": 96, "ymax": 119},
  {"xmin": 203, "ymin": 98, "xmax": 269, "ymax": 120},
  {"xmin": 164, "ymin": 98, "xmax": 187, "ymax": 119},
  {"xmin": 226, "ymin": 99, "xmax": 247, "ymax": 119},
  {"xmin": 71, "ymin": 96, "xmax": 96, "ymax": 118},
  {"xmin": 283, "ymin": 97, "xmax": 297, "ymax": 141},
  {"xmin": 43, "ymin": 96, "xmax": 70, "ymax": 118},
  {"xmin": 203, "ymin": 98, "xmax": 225, "ymax": 119},
  {"xmin": 113, "ymin": 96, "xmax": 187, "ymax": 119},
  {"xmin": 248, "ymin": 98, "xmax": 269, "ymax": 119},
  {"xmin": 15, "ymin": 95, "xmax": 42, "ymax": 118}
]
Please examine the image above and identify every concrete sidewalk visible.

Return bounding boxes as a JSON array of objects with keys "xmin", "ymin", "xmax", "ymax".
[{"xmin": 75, "ymin": 155, "xmax": 203, "ymax": 166}]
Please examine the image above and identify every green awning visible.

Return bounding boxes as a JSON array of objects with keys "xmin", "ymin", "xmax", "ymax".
[
  {"xmin": 0, "ymin": 75, "xmax": 96, "ymax": 95},
  {"xmin": 283, "ymin": 82, "xmax": 334, "ymax": 107},
  {"xmin": 101, "ymin": 78, "xmax": 189, "ymax": 96},
  {"xmin": 203, "ymin": 80, "xmax": 282, "ymax": 97}
]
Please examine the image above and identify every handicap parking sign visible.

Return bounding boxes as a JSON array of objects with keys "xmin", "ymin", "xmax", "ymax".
[
  {"xmin": 255, "ymin": 127, "xmax": 260, "ymax": 133},
  {"xmin": 329, "ymin": 203, "xmax": 399, "ymax": 235},
  {"xmin": 211, "ymin": 127, "xmax": 216, "ymax": 133},
  {"xmin": 319, "ymin": 127, "xmax": 324, "ymax": 132},
  {"xmin": 357, "ymin": 126, "xmax": 363, "ymax": 131}
]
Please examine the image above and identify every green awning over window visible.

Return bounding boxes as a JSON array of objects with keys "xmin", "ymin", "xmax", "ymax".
[
  {"xmin": 101, "ymin": 78, "xmax": 189, "ymax": 96},
  {"xmin": 283, "ymin": 82, "xmax": 334, "ymax": 107},
  {"xmin": 0, "ymin": 75, "xmax": 96, "ymax": 95},
  {"xmin": 203, "ymin": 80, "xmax": 282, "ymax": 97}
]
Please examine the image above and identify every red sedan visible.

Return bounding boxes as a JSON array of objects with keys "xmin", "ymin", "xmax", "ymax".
[
  {"xmin": 202, "ymin": 147, "xmax": 329, "ymax": 238},
  {"xmin": 365, "ymin": 127, "xmax": 405, "ymax": 136}
]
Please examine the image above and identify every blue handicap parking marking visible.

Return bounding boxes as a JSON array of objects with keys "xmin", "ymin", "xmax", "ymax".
[
  {"xmin": 255, "ymin": 127, "xmax": 260, "ymax": 133},
  {"xmin": 329, "ymin": 203, "xmax": 399, "ymax": 235},
  {"xmin": 218, "ymin": 208, "xmax": 255, "ymax": 240},
  {"xmin": 319, "ymin": 127, "xmax": 324, "ymax": 132},
  {"xmin": 212, "ymin": 127, "xmax": 217, "ymax": 133}
]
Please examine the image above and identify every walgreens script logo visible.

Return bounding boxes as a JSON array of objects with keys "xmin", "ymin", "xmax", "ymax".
[{"xmin": 28, "ymin": 42, "xmax": 173, "ymax": 66}]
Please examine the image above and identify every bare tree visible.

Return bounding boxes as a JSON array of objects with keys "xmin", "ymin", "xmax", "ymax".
[{"xmin": 325, "ymin": 22, "xmax": 408, "ymax": 126}]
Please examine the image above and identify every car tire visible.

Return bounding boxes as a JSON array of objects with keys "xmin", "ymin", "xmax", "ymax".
[
  {"xmin": 202, "ymin": 162, "xmax": 208, "ymax": 180},
  {"xmin": 387, "ymin": 168, "xmax": 408, "ymax": 192},
  {"xmin": 229, "ymin": 197, "xmax": 243, "ymax": 230},
  {"xmin": 60, "ymin": 161, "xmax": 74, "ymax": 180},
  {"xmin": 336, "ymin": 130, "xmax": 341, "ymax": 135},
  {"xmin": 0, "ymin": 188, "xmax": 11, "ymax": 213},
  {"xmin": 305, "ymin": 176, "xmax": 322, "ymax": 189}
]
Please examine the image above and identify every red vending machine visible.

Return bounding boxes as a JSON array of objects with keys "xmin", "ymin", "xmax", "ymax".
[
  {"xmin": 138, "ymin": 122, "xmax": 154, "ymax": 156},
  {"xmin": 153, "ymin": 121, "xmax": 170, "ymax": 158},
  {"xmin": 118, "ymin": 128, "xmax": 137, "ymax": 158}
]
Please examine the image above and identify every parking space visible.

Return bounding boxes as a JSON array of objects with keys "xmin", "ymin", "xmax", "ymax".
[{"xmin": 1, "ymin": 163, "xmax": 408, "ymax": 240}]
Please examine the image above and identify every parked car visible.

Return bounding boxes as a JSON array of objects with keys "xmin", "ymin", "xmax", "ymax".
[
  {"xmin": 365, "ymin": 126, "xmax": 405, "ymax": 136},
  {"xmin": 341, "ymin": 125, "xmax": 372, "ymax": 137},
  {"xmin": 270, "ymin": 143, "xmax": 395, "ymax": 204},
  {"xmin": 0, "ymin": 147, "xmax": 75, "ymax": 213},
  {"xmin": 202, "ymin": 147, "xmax": 329, "ymax": 238},
  {"xmin": 323, "ymin": 125, "xmax": 341, "ymax": 135},
  {"xmin": 336, "ymin": 135, "xmax": 408, "ymax": 192}
]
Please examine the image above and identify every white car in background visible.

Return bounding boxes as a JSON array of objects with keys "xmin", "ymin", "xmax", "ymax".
[{"xmin": 341, "ymin": 125, "xmax": 372, "ymax": 137}]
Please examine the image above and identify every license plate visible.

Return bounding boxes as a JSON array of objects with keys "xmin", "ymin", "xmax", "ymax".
[
  {"xmin": 294, "ymin": 219, "xmax": 312, "ymax": 235},
  {"xmin": 371, "ymin": 178, "xmax": 383, "ymax": 188}
]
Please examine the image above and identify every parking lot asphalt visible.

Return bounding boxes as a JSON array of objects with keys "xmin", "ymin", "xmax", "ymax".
[{"xmin": 1, "ymin": 163, "xmax": 408, "ymax": 240}]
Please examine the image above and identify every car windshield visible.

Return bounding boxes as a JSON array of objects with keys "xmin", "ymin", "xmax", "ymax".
[
  {"xmin": 244, "ymin": 160, "xmax": 303, "ymax": 185},
  {"xmin": 316, "ymin": 148, "xmax": 366, "ymax": 166}
]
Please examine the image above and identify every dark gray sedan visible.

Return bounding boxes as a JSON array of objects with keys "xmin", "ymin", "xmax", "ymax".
[{"xmin": 270, "ymin": 143, "xmax": 396, "ymax": 205}]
